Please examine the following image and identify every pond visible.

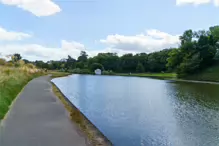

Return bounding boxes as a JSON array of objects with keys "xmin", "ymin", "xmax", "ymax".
[{"xmin": 52, "ymin": 75, "xmax": 219, "ymax": 146}]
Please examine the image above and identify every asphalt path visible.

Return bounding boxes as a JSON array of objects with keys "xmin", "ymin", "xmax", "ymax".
[{"xmin": 0, "ymin": 76, "xmax": 89, "ymax": 146}]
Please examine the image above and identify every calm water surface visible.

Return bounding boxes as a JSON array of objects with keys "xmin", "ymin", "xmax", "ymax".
[{"xmin": 52, "ymin": 75, "xmax": 219, "ymax": 146}]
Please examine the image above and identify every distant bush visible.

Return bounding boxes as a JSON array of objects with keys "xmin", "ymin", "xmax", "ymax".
[
  {"xmin": 26, "ymin": 63, "xmax": 35, "ymax": 69},
  {"xmin": 0, "ymin": 58, "xmax": 6, "ymax": 65},
  {"xmin": 90, "ymin": 63, "xmax": 104, "ymax": 71},
  {"xmin": 102, "ymin": 70, "xmax": 115, "ymax": 75},
  {"xmin": 14, "ymin": 62, "xmax": 20, "ymax": 67},
  {"xmin": 80, "ymin": 69, "xmax": 92, "ymax": 74},
  {"xmin": 69, "ymin": 68, "xmax": 92, "ymax": 74},
  {"xmin": 3, "ymin": 68, "xmax": 11, "ymax": 75},
  {"xmin": 214, "ymin": 50, "xmax": 219, "ymax": 60},
  {"xmin": 5, "ymin": 62, "xmax": 14, "ymax": 67},
  {"xmin": 69, "ymin": 68, "xmax": 80, "ymax": 74}
]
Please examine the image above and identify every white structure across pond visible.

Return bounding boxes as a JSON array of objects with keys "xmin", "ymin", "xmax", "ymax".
[{"xmin": 95, "ymin": 69, "xmax": 102, "ymax": 75}]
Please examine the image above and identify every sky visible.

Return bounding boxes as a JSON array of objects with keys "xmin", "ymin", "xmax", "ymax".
[{"xmin": 0, "ymin": 0, "xmax": 218, "ymax": 61}]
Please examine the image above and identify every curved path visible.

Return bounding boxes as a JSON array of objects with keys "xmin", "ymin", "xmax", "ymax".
[{"xmin": 0, "ymin": 76, "xmax": 89, "ymax": 146}]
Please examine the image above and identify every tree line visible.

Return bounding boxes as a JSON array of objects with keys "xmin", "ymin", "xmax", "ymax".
[
  {"xmin": 33, "ymin": 49, "xmax": 173, "ymax": 74},
  {"xmin": 2, "ymin": 26, "xmax": 219, "ymax": 77}
]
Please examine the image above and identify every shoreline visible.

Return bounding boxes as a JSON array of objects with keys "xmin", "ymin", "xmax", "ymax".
[
  {"xmin": 49, "ymin": 71, "xmax": 219, "ymax": 146},
  {"xmin": 51, "ymin": 81, "xmax": 112, "ymax": 146},
  {"xmin": 168, "ymin": 79, "xmax": 219, "ymax": 85},
  {"xmin": 50, "ymin": 71, "xmax": 219, "ymax": 85},
  {"xmin": 108, "ymin": 73, "xmax": 219, "ymax": 84}
]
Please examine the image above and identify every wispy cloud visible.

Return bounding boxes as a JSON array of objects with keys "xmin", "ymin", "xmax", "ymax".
[
  {"xmin": 0, "ymin": 26, "xmax": 31, "ymax": 41},
  {"xmin": 100, "ymin": 29, "xmax": 180, "ymax": 53},
  {"xmin": 0, "ymin": 0, "xmax": 61, "ymax": 16},
  {"xmin": 176, "ymin": 0, "xmax": 219, "ymax": 6}
]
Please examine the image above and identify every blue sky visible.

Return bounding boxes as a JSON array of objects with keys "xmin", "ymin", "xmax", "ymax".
[{"xmin": 0, "ymin": 0, "xmax": 218, "ymax": 61}]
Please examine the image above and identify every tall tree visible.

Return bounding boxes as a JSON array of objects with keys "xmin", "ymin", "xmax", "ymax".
[
  {"xmin": 90, "ymin": 63, "xmax": 104, "ymax": 71},
  {"xmin": 13, "ymin": 53, "xmax": 22, "ymax": 62},
  {"xmin": 66, "ymin": 55, "xmax": 76, "ymax": 69},
  {"xmin": 136, "ymin": 62, "xmax": 145, "ymax": 73},
  {"xmin": 78, "ymin": 51, "xmax": 88, "ymax": 63}
]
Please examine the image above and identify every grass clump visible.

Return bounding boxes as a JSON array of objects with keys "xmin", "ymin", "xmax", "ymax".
[{"xmin": 48, "ymin": 71, "xmax": 72, "ymax": 78}]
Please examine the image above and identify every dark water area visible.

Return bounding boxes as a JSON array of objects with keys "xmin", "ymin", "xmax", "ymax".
[{"xmin": 52, "ymin": 75, "xmax": 219, "ymax": 146}]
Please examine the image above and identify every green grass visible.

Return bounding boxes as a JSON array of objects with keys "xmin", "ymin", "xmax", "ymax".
[
  {"xmin": 116, "ymin": 73, "xmax": 177, "ymax": 79},
  {"xmin": 184, "ymin": 64, "xmax": 219, "ymax": 82},
  {"xmin": 48, "ymin": 71, "xmax": 72, "ymax": 78},
  {"xmin": 0, "ymin": 67, "xmax": 43, "ymax": 119}
]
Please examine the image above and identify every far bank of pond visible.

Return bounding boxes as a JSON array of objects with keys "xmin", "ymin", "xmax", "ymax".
[
  {"xmin": 115, "ymin": 73, "xmax": 176, "ymax": 79},
  {"xmin": 52, "ymin": 74, "xmax": 219, "ymax": 146}
]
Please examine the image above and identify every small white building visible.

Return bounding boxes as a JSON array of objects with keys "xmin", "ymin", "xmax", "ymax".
[{"xmin": 95, "ymin": 69, "xmax": 102, "ymax": 75}]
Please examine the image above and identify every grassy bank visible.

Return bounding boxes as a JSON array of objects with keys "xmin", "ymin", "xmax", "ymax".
[
  {"xmin": 184, "ymin": 64, "xmax": 219, "ymax": 82},
  {"xmin": 116, "ymin": 73, "xmax": 177, "ymax": 79},
  {"xmin": 0, "ymin": 67, "xmax": 43, "ymax": 119},
  {"xmin": 48, "ymin": 71, "xmax": 72, "ymax": 78},
  {"xmin": 52, "ymin": 83, "xmax": 112, "ymax": 146}
]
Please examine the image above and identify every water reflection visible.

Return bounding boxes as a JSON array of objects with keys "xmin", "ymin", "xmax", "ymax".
[
  {"xmin": 52, "ymin": 75, "xmax": 219, "ymax": 146},
  {"xmin": 166, "ymin": 82, "xmax": 219, "ymax": 146}
]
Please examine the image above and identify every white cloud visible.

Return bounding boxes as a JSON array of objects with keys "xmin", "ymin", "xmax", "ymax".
[
  {"xmin": 0, "ymin": 0, "xmax": 61, "ymax": 16},
  {"xmin": 0, "ymin": 29, "xmax": 181, "ymax": 61},
  {"xmin": 100, "ymin": 29, "xmax": 180, "ymax": 53},
  {"xmin": 176, "ymin": 0, "xmax": 219, "ymax": 6},
  {"xmin": 0, "ymin": 26, "xmax": 31, "ymax": 41},
  {"xmin": 213, "ymin": 0, "xmax": 219, "ymax": 6},
  {"xmin": 0, "ymin": 40, "xmax": 93, "ymax": 61}
]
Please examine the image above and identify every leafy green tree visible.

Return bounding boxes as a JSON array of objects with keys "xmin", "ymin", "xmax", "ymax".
[
  {"xmin": 90, "ymin": 53, "xmax": 120, "ymax": 71},
  {"xmin": 214, "ymin": 50, "xmax": 219, "ymax": 60},
  {"xmin": 134, "ymin": 53, "xmax": 148, "ymax": 71},
  {"xmin": 210, "ymin": 26, "xmax": 219, "ymax": 41},
  {"xmin": 90, "ymin": 63, "xmax": 104, "ymax": 71},
  {"xmin": 177, "ymin": 53, "xmax": 202, "ymax": 77},
  {"xmin": 147, "ymin": 49, "xmax": 172, "ymax": 72},
  {"xmin": 136, "ymin": 62, "xmax": 145, "ymax": 73},
  {"xmin": 12, "ymin": 53, "xmax": 22, "ymax": 62},
  {"xmin": 76, "ymin": 62, "xmax": 84, "ymax": 69},
  {"xmin": 176, "ymin": 27, "xmax": 218, "ymax": 77},
  {"xmin": 23, "ymin": 59, "xmax": 30, "ymax": 64},
  {"xmin": 166, "ymin": 49, "xmax": 183, "ymax": 71},
  {"xmin": 78, "ymin": 51, "xmax": 88, "ymax": 63},
  {"xmin": 66, "ymin": 55, "xmax": 76, "ymax": 69},
  {"xmin": 120, "ymin": 53, "xmax": 137, "ymax": 72}
]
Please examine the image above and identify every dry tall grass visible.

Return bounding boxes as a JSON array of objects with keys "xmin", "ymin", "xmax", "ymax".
[{"xmin": 0, "ymin": 61, "xmax": 43, "ymax": 119}]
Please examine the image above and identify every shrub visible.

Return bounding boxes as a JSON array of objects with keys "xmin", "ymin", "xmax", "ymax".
[
  {"xmin": 26, "ymin": 63, "xmax": 35, "ymax": 69},
  {"xmin": 102, "ymin": 70, "xmax": 115, "ymax": 75},
  {"xmin": 69, "ymin": 68, "xmax": 92, "ymax": 74},
  {"xmin": 80, "ymin": 69, "xmax": 91, "ymax": 74},
  {"xmin": 14, "ymin": 62, "xmax": 20, "ymax": 67},
  {"xmin": 0, "ymin": 58, "xmax": 6, "ymax": 65},
  {"xmin": 69, "ymin": 68, "xmax": 81, "ymax": 74},
  {"xmin": 3, "ymin": 69, "xmax": 11, "ymax": 76},
  {"xmin": 90, "ymin": 63, "xmax": 104, "ymax": 71},
  {"xmin": 5, "ymin": 62, "xmax": 14, "ymax": 67},
  {"xmin": 18, "ymin": 60, "xmax": 25, "ymax": 66}
]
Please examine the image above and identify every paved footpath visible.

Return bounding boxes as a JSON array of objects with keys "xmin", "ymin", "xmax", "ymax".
[{"xmin": 0, "ymin": 76, "xmax": 89, "ymax": 146}]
